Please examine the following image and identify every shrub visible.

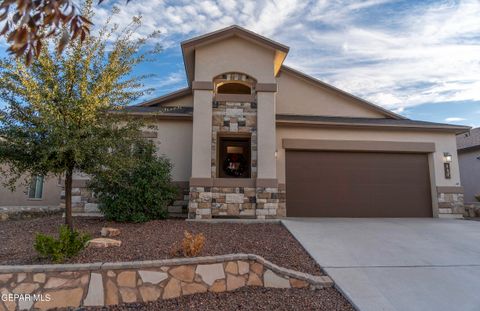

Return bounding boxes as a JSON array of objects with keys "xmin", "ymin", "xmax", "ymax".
[
  {"xmin": 170, "ymin": 230, "xmax": 206, "ymax": 257},
  {"xmin": 88, "ymin": 142, "xmax": 178, "ymax": 223},
  {"xmin": 34, "ymin": 225, "xmax": 91, "ymax": 263},
  {"xmin": 475, "ymin": 195, "xmax": 480, "ymax": 202}
]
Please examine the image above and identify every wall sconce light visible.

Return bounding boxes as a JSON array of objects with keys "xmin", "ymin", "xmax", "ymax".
[
  {"xmin": 275, "ymin": 150, "xmax": 278, "ymax": 158},
  {"xmin": 443, "ymin": 152, "xmax": 452, "ymax": 163},
  {"xmin": 443, "ymin": 152, "xmax": 452, "ymax": 179}
]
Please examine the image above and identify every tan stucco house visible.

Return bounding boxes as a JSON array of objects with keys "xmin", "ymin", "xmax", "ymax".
[
  {"xmin": 1, "ymin": 25, "xmax": 469, "ymax": 219},
  {"xmin": 118, "ymin": 25, "xmax": 468, "ymax": 219}
]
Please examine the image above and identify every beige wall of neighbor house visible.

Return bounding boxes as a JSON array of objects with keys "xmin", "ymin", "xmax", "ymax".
[
  {"xmin": 0, "ymin": 170, "xmax": 61, "ymax": 207},
  {"xmin": 194, "ymin": 36, "xmax": 276, "ymax": 83},
  {"xmin": 148, "ymin": 120, "xmax": 193, "ymax": 182},
  {"xmin": 276, "ymin": 69, "xmax": 387, "ymax": 118},
  {"xmin": 191, "ymin": 90, "xmax": 213, "ymax": 178},
  {"xmin": 276, "ymin": 126, "xmax": 461, "ymax": 187}
]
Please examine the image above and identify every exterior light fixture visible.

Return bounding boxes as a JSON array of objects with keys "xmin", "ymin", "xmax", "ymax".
[
  {"xmin": 443, "ymin": 152, "xmax": 452, "ymax": 179},
  {"xmin": 443, "ymin": 152, "xmax": 452, "ymax": 163},
  {"xmin": 275, "ymin": 150, "xmax": 278, "ymax": 158}
]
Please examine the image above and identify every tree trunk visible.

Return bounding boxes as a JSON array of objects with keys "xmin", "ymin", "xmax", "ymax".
[{"xmin": 65, "ymin": 168, "xmax": 74, "ymax": 230}]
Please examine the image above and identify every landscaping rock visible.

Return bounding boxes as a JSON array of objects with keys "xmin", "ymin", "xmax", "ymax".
[
  {"xmin": 34, "ymin": 288, "xmax": 83, "ymax": 310},
  {"xmin": 101, "ymin": 227, "xmax": 121, "ymax": 237},
  {"xmin": 181, "ymin": 282, "xmax": 208, "ymax": 295},
  {"xmin": 264, "ymin": 270, "xmax": 290, "ymax": 288},
  {"xmin": 238, "ymin": 261, "xmax": 249, "ymax": 275},
  {"xmin": 105, "ymin": 279, "xmax": 119, "ymax": 306},
  {"xmin": 290, "ymin": 278, "xmax": 309, "ymax": 288},
  {"xmin": 88, "ymin": 238, "xmax": 121, "ymax": 248},
  {"xmin": 84, "ymin": 273, "xmax": 104, "ymax": 306},
  {"xmin": 226, "ymin": 274, "xmax": 245, "ymax": 291},
  {"xmin": 163, "ymin": 278, "xmax": 181, "ymax": 299},
  {"xmin": 138, "ymin": 271, "xmax": 168, "ymax": 285},
  {"xmin": 247, "ymin": 272, "xmax": 263, "ymax": 286},
  {"xmin": 0, "ymin": 274, "xmax": 12, "ymax": 284},
  {"xmin": 117, "ymin": 271, "xmax": 136, "ymax": 288},
  {"xmin": 139, "ymin": 286, "xmax": 161, "ymax": 302},
  {"xmin": 33, "ymin": 273, "xmax": 46, "ymax": 283},
  {"xmin": 225, "ymin": 262, "xmax": 238, "ymax": 274},
  {"xmin": 196, "ymin": 263, "xmax": 225, "ymax": 286},
  {"xmin": 169, "ymin": 266, "xmax": 195, "ymax": 282},
  {"xmin": 119, "ymin": 288, "xmax": 137, "ymax": 303},
  {"xmin": 209, "ymin": 279, "xmax": 226, "ymax": 292}
]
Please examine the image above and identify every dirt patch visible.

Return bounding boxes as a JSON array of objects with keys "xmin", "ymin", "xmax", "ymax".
[{"xmin": 0, "ymin": 216, "xmax": 322, "ymax": 275}]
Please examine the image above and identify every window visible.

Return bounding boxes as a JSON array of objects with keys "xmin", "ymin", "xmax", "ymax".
[
  {"xmin": 217, "ymin": 82, "xmax": 252, "ymax": 94},
  {"xmin": 28, "ymin": 175, "xmax": 44, "ymax": 199},
  {"xmin": 218, "ymin": 136, "xmax": 251, "ymax": 178}
]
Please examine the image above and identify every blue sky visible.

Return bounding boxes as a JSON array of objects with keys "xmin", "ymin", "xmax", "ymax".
[{"xmin": 2, "ymin": 0, "xmax": 480, "ymax": 127}]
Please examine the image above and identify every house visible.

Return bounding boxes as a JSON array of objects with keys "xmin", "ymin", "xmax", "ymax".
[
  {"xmin": 0, "ymin": 168, "xmax": 61, "ymax": 214},
  {"xmin": 457, "ymin": 128, "xmax": 480, "ymax": 203},
  {"xmin": 3, "ymin": 25, "xmax": 469, "ymax": 219}
]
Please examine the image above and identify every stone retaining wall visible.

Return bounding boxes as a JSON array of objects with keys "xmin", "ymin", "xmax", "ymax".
[
  {"xmin": 0, "ymin": 254, "xmax": 332, "ymax": 311},
  {"xmin": 0, "ymin": 206, "xmax": 62, "ymax": 222},
  {"xmin": 437, "ymin": 190, "xmax": 464, "ymax": 218}
]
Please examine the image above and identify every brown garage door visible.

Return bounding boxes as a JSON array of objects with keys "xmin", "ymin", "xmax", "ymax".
[{"xmin": 286, "ymin": 150, "xmax": 432, "ymax": 217}]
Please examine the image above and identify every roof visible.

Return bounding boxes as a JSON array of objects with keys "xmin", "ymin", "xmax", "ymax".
[
  {"xmin": 457, "ymin": 127, "xmax": 480, "ymax": 150},
  {"xmin": 277, "ymin": 114, "xmax": 471, "ymax": 134},
  {"xmin": 181, "ymin": 25, "xmax": 289, "ymax": 85},
  {"xmin": 279, "ymin": 65, "xmax": 405, "ymax": 120},
  {"xmin": 137, "ymin": 88, "xmax": 191, "ymax": 107},
  {"xmin": 115, "ymin": 106, "xmax": 193, "ymax": 119}
]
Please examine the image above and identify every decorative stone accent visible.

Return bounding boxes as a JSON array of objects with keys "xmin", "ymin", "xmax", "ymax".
[
  {"xmin": 195, "ymin": 264, "xmax": 225, "ymax": 286},
  {"xmin": 84, "ymin": 273, "xmax": 104, "ymax": 306},
  {"xmin": 437, "ymin": 190, "xmax": 464, "ymax": 218},
  {"xmin": 0, "ymin": 206, "xmax": 62, "ymax": 222},
  {"xmin": 0, "ymin": 254, "xmax": 332, "ymax": 310},
  {"xmin": 101, "ymin": 227, "xmax": 121, "ymax": 237},
  {"xmin": 138, "ymin": 271, "xmax": 168, "ymax": 285},
  {"xmin": 88, "ymin": 238, "xmax": 122, "ymax": 248},
  {"xmin": 264, "ymin": 270, "xmax": 290, "ymax": 288}
]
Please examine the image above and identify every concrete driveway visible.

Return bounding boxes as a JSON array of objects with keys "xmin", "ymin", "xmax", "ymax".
[{"xmin": 282, "ymin": 218, "xmax": 480, "ymax": 311}]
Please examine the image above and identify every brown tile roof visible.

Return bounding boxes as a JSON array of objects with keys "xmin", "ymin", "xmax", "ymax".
[{"xmin": 457, "ymin": 127, "xmax": 480, "ymax": 150}]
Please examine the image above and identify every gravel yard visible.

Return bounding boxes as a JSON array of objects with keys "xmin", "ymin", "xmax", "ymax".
[
  {"xmin": 81, "ymin": 287, "xmax": 354, "ymax": 311},
  {"xmin": 0, "ymin": 216, "xmax": 322, "ymax": 275}
]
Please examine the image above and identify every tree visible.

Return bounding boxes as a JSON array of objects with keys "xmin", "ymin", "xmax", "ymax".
[
  {"xmin": 0, "ymin": 0, "xmax": 159, "ymax": 230},
  {"xmin": 0, "ymin": 0, "xmax": 130, "ymax": 64}
]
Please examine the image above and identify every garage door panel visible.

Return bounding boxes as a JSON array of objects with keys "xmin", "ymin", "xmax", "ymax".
[{"xmin": 286, "ymin": 150, "xmax": 432, "ymax": 217}]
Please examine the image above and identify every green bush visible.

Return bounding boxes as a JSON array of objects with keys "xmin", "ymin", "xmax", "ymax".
[
  {"xmin": 88, "ymin": 142, "xmax": 178, "ymax": 222},
  {"xmin": 34, "ymin": 225, "xmax": 91, "ymax": 263}
]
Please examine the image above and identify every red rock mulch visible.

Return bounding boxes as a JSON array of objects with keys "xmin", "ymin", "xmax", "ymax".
[
  {"xmin": 0, "ymin": 216, "xmax": 323, "ymax": 275},
  {"xmin": 80, "ymin": 287, "xmax": 355, "ymax": 311}
]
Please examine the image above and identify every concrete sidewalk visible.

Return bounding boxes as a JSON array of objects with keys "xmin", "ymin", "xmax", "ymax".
[{"xmin": 282, "ymin": 218, "xmax": 480, "ymax": 311}]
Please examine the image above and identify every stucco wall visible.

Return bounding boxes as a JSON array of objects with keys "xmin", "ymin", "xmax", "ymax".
[
  {"xmin": 194, "ymin": 36, "xmax": 276, "ymax": 83},
  {"xmin": 276, "ymin": 70, "xmax": 386, "ymax": 118},
  {"xmin": 0, "ymin": 170, "xmax": 61, "ymax": 207},
  {"xmin": 276, "ymin": 126, "xmax": 461, "ymax": 187},
  {"xmin": 458, "ymin": 148, "xmax": 480, "ymax": 202},
  {"xmin": 149, "ymin": 120, "xmax": 193, "ymax": 182},
  {"xmin": 161, "ymin": 94, "xmax": 193, "ymax": 107}
]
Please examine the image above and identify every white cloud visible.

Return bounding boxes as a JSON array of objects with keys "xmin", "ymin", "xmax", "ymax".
[
  {"xmin": 445, "ymin": 117, "xmax": 466, "ymax": 122},
  {"xmin": 90, "ymin": 0, "xmax": 480, "ymax": 111}
]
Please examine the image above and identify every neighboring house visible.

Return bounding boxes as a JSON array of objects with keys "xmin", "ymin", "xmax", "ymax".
[
  {"xmin": 2, "ymin": 25, "xmax": 470, "ymax": 219},
  {"xmin": 457, "ymin": 128, "xmax": 480, "ymax": 203},
  {"xmin": 0, "ymin": 169, "xmax": 62, "ymax": 209}
]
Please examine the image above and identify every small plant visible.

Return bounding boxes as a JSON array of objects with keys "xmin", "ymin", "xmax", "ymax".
[
  {"xmin": 475, "ymin": 194, "xmax": 480, "ymax": 202},
  {"xmin": 34, "ymin": 226, "xmax": 91, "ymax": 263},
  {"xmin": 170, "ymin": 230, "xmax": 206, "ymax": 257}
]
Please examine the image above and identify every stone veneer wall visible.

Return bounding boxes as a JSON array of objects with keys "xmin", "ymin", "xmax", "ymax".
[
  {"xmin": 0, "ymin": 254, "xmax": 332, "ymax": 311},
  {"xmin": 437, "ymin": 190, "xmax": 464, "ymax": 218},
  {"xmin": 62, "ymin": 180, "xmax": 189, "ymax": 218},
  {"xmin": 189, "ymin": 185, "xmax": 286, "ymax": 219}
]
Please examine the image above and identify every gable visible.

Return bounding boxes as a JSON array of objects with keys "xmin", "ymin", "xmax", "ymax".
[
  {"xmin": 276, "ymin": 67, "xmax": 401, "ymax": 119},
  {"xmin": 194, "ymin": 36, "xmax": 277, "ymax": 83}
]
